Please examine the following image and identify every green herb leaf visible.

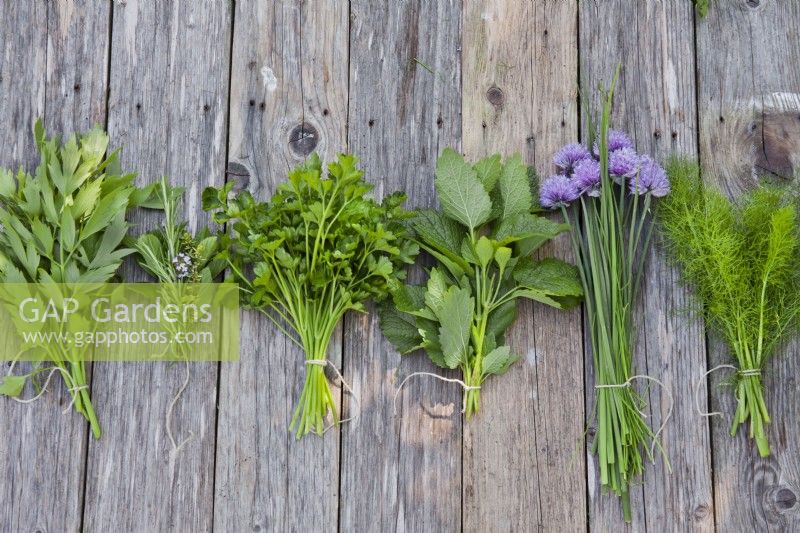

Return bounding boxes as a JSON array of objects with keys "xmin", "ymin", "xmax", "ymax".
[
  {"xmin": 378, "ymin": 304, "xmax": 423, "ymax": 354},
  {"xmin": 0, "ymin": 374, "xmax": 27, "ymax": 397},
  {"xmin": 498, "ymin": 154, "xmax": 532, "ymax": 219},
  {"xmin": 474, "ymin": 154, "xmax": 502, "ymax": 192},
  {"xmin": 482, "ymin": 345, "xmax": 518, "ymax": 376},
  {"xmin": 435, "ymin": 148, "xmax": 491, "ymax": 230},
  {"xmin": 437, "ymin": 286, "xmax": 473, "ymax": 369}
]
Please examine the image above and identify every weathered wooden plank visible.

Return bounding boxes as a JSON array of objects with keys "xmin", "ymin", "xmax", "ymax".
[
  {"xmin": 461, "ymin": 1, "xmax": 586, "ymax": 530},
  {"xmin": 579, "ymin": 0, "xmax": 715, "ymax": 530},
  {"xmin": 213, "ymin": 1, "xmax": 347, "ymax": 530},
  {"xmin": 697, "ymin": 1, "xmax": 800, "ymax": 530},
  {"xmin": 0, "ymin": 2, "xmax": 110, "ymax": 531},
  {"xmin": 82, "ymin": 2, "xmax": 231, "ymax": 531},
  {"xmin": 340, "ymin": 1, "xmax": 463, "ymax": 530}
]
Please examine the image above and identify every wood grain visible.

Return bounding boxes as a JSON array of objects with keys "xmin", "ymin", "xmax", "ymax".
[
  {"xmin": 340, "ymin": 1, "xmax": 463, "ymax": 531},
  {"xmin": 697, "ymin": 0, "xmax": 800, "ymax": 530},
  {"xmin": 82, "ymin": 2, "xmax": 231, "ymax": 531},
  {"xmin": 214, "ymin": 1, "xmax": 347, "ymax": 530},
  {"xmin": 0, "ymin": 2, "xmax": 109, "ymax": 532},
  {"xmin": 461, "ymin": 1, "xmax": 586, "ymax": 530},
  {"xmin": 579, "ymin": 0, "xmax": 715, "ymax": 530}
]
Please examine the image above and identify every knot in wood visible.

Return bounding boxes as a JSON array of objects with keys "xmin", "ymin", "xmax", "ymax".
[
  {"xmin": 486, "ymin": 86, "xmax": 505, "ymax": 107},
  {"xmin": 288, "ymin": 122, "xmax": 319, "ymax": 156},
  {"xmin": 774, "ymin": 488, "xmax": 797, "ymax": 510}
]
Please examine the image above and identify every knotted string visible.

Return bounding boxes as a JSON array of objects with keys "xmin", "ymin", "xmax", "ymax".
[
  {"xmin": 6, "ymin": 361, "xmax": 90, "ymax": 415},
  {"xmin": 393, "ymin": 371, "xmax": 481, "ymax": 416},
  {"xmin": 166, "ymin": 359, "xmax": 195, "ymax": 454},
  {"xmin": 306, "ymin": 359, "xmax": 359, "ymax": 433},
  {"xmin": 694, "ymin": 364, "xmax": 762, "ymax": 418},
  {"xmin": 595, "ymin": 374, "xmax": 673, "ymax": 457}
]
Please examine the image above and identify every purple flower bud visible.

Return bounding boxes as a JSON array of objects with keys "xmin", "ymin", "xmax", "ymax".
[
  {"xmin": 540, "ymin": 175, "xmax": 579, "ymax": 209},
  {"xmin": 608, "ymin": 147, "xmax": 640, "ymax": 182},
  {"xmin": 629, "ymin": 155, "xmax": 670, "ymax": 197},
  {"xmin": 553, "ymin": 143, "xmax": 591, "ymax": 175},
  {"xmin": 573, "ymin": 158, "xmax": 601, "ymax": 197},
  {"xmin": 593, "ymin": 129, "xmax": 635, "ymax": 156}
]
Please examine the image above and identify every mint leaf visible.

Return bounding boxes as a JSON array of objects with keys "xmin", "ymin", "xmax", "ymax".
[
  {"xmin": 482, "ymin": 345, "xmax": 518, "ymax": 376},
  {"xmin": 437, "ymin": 286, "xmax": 473, "ymax": 369},
  {"xmin": 475, "ymin": 236, "xmax": 494, "ymax": 268},
  {"xmin": 498, "ymin": 154, "xmax": 533, "ymax": 219},
  {"xmin": 495, "ymin": 212, "xmax": 567, "ymax": 243},
  {"xmin": 474, "ymin": 154, "xmax": 502, "ymax": 192},
  {"xmin": 514, "ymin": 258, "xmax": 583, "ymax": 308},
  {"xmin": 379, "ymin": 304, "xmax": 423, "ymax": 354},
  {"xmin": 435, "ymin": 148, "xmax": 491, "ymax": 230},
  {"xmin": 413, "ymin": 209, "xmax": 465, "ymax": 256}
]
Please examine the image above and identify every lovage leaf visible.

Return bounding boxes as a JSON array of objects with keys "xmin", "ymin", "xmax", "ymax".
[
  {"xmin": 435, "ymin": 148, "xmax": 492, "ymax": 230},
  {"xmin": 0, "ymin": 374, "xmax": 27, "ymax": 397}
]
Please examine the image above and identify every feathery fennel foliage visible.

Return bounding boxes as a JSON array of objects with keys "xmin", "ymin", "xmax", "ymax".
[{"xmin": 658, "ymin": 158, "xmax": 800, "ymax": 456}]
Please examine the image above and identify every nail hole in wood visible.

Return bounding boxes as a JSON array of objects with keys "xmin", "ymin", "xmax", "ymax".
[
  {"xmin": 249, "ymin": 99, "xmax": 255, "ymax": 107},
  {"xmin": 481, "ymin": 121, "xmax": 487, "ymax": 129},
  {"xmin": 560, "ymin": 120, "xmax": 566, "ymax": 127},
  {"xmin": 436, "ymin": 116, "xmax": 443, "ymax": 128},
  {"xmin": 368, "ymin": 119, "xmax": 375, "ymax": 127},
  {"xmin": 135, "ymin": 103, "xmax": 141, "ymax": 110},
  {"xmin": 653, "ymin": 129, "xmax": 662, "ymax": 139},
  {"xmin": 526, "ymin": 135, "xmax": 535, "ymax": 144},
  {"xmin": 203, "ymin": 104, "xmax": 210, "ymax": 112},
  {"xmin": 323, "ymin": 108, "xmax": 329, "ymax": 116},
  {"xmin": 259, "ymin": 102, "xmax": 266, "ymax": 110},
  {"xmin": 73, "ymin": 83, "xmax": 81, "ymax": 92},
  {"xmin": 719, "ymin": 115, "xmax": 725, "ymax": 123},
  {"xmin": 671, "ymin": 131, "xmax": 678, "ymax": 139},
  {"xmin": 543, "ymin": 29, "xmax": 549, "ymax": 36},
  {"xmin": 486, "ymin": 86, "xmax": 504, "ymax": 107},
  {"xmin": 288, "ymin": 122, "xmax": 319, "ymax": 156}
]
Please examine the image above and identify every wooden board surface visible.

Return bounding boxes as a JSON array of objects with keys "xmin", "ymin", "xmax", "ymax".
[
  {"xmin": 82, "ymin": 2, "xmax": 231, "ymax": 531},
  {"xmin": 1, "ymin": 0, "xmax": 799, "ymax": 531},
  {"xmin": 0, "ymin": 2, "xmax": 108, "ymax": 532},
  {"xmin": 579, "ymin": 1, "xmax": 715, "ymax": 530},
  {"xmin": 214, "ymin": 1, "xmax": 346, "ymax": 530},
  {"xmin": 697, "ymin": 1, "xmax": 800, "ymax": 530},
  {"xmin": 461, "ymin": 1, "xmax": 586, "ymax": 530},
  {"xmin": 340, "ymin": 1, "xmax": 463, "ymax": 531}
]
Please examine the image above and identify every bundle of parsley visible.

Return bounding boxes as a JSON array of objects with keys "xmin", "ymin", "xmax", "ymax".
[
  {"xmin": 379, "ymin": 149, "xmax": 583, "ymax": 417},
  {"xmin": 204, "ymin": 154, "xmax": 418, "ymax": 438},
  {"xmin": 658, "ymin": 158, "xmax": 800, "ymax": 457},
  {"xmin": 0, "ymin": 120, "xmax": 152, "ymax": 438}
]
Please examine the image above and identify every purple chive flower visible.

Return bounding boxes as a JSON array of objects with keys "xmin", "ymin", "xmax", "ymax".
[
  {"xmin": 630, "ymin": 155, "xmax": 670, "ymax": 197},
  {"xmin": 593, "ymin": 129, "xmax": 635, "ymax": 156},
  {"xmin": 608, "ymin": 147, "xmax": 640, "ymax": 182},
  {"xmin": 540, "ymin": 175, "xmax": 579, "ymax": 209},
  {"xmin": 553, "ymin": 143, "xmax": 591, "ymax": 175},
  {"xmin": 573, "ymin": 158, "xmax": 601, "ymax": 197}
]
